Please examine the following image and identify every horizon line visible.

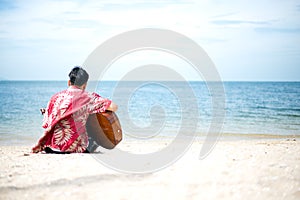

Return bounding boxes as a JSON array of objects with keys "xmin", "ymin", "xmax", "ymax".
[{"xmin": 1, "ymin": 79, "xmax": 300, "ymax": 82}]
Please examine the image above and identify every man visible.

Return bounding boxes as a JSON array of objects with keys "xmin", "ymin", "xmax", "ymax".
[{"xmin": 32, "ymin": 66, "xmax": 118, "ymax": 153}]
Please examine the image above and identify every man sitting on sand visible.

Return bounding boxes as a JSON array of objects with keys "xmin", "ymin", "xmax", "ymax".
[{"xmin": 32, "ymin": 66, "xmax": 118, "ymax": 153}]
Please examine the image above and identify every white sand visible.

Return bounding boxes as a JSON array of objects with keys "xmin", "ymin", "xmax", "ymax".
[{"xmin": 0, "ymin": 139, "xmax": 300, "ymax": 200}]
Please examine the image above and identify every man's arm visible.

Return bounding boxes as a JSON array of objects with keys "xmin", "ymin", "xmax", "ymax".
[{"xmin": 106, "ymin": 102, "xmax": 118, "ymax": 112}]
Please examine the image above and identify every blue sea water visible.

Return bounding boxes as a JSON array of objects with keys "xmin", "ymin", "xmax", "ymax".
[{"xmin": 0, "ymin": 81, "xmax": 299, "ymax": 145}]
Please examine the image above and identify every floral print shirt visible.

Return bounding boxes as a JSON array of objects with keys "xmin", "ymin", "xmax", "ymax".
[{"xmin": 32, "ymin": 86, "xmax": 111, "ymax": 153}]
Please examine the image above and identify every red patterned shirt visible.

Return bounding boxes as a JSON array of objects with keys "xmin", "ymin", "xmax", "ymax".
[{"xmin": 32, "ymin": 86, "xmax": 111, "ymax": 153}]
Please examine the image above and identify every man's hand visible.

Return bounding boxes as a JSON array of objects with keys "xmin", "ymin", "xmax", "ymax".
[{"xmin": 40, "ymin": 108, "xmax": 46, "ymax": 115}]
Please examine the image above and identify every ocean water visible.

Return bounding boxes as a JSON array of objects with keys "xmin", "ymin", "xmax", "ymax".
[{"xmin": 0, "ymin": 81, "xmax": 299, "ymax": 145}]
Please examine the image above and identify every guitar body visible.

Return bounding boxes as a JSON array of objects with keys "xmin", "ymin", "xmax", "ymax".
[{"xmin": 86, "ymin": 111, "xmax": 122, "ymax": 149}]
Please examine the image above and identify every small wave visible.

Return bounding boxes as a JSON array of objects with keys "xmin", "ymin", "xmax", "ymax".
[
  {"xmin": 277, "ymin": 113, "xmax": 300, "ymax": 118},
  {"xmin": 254, "ymin": 106, "xmax": 300, "ymax": 112}
]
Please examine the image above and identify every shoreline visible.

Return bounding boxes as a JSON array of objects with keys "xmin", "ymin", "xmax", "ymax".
[
  {"xmin": 1, "ymin": 139, "xmax": 300, "ymax": 200},
  {"xmin": 1, "ymin": 132, "xmax": 299, "ymax": 147}
]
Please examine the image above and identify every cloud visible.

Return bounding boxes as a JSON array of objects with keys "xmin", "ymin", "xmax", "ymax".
[
  {"xmin": 34, "ymin": 18, "xmax": 103, "ymax": 29},
  {"xmin": 100, "ymin": 0, "xmax": 192, "ymax": 10},
  {"xmin": 211, "ymin": 20, "xmax": 271, "ymax": 26},
  {"xmin": 210, "ymin": 12, "xmax": 239, "ymax": 19},
  {"xmin": 255, "ymin": 27, "xmax": 300, "ymax": 34}
]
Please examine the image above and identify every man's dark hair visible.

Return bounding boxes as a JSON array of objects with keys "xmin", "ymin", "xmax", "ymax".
[{"xmin": 68, "ymin": 66, "xmax": 89, "ymax": 86}]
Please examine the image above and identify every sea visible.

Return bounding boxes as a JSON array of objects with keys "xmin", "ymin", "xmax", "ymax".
[{"xmin": 0, "ymin": 81, "xmax": 299, "ymax": 145}]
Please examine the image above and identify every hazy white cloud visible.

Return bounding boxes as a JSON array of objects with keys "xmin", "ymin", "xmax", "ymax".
[{"xmin": 0, "ymin": 0, "xmax": 299, "ymax": 80}]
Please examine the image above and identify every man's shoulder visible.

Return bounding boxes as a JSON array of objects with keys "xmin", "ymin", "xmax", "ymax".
[
  {"xmin": 50, "ymin": 89, "xmax": 69, "ymax": 99},
  {"xmin": 87, "ymin": 92, "xmax": 101, "ymax": 99},
  {"xmin": 49, "ymin": 89, "xmax": 98, "ymax": 103}
]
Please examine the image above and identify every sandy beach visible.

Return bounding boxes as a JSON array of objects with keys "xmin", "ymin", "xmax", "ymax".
[{"xmin": 0, "ymin": 138, "xmax": 300, "ymax": 200}]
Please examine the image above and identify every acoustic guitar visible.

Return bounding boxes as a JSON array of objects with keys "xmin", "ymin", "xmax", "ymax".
[
  {"xmin": 86, "ymin": 111, "xmax": 122, "ymax": 149},
  {"xmin": 40, "ymin": 108, "xmax": 122, "ymax": 149}
]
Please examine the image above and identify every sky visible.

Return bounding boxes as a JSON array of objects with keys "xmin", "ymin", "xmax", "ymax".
[{"xmin": 0, "ymin": 0, "xmax": 299, "ymax": 81}]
